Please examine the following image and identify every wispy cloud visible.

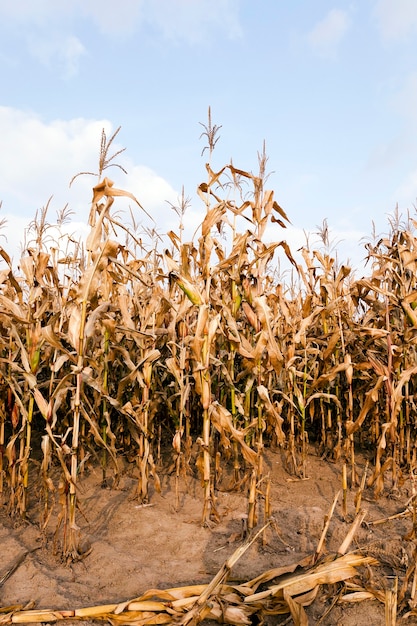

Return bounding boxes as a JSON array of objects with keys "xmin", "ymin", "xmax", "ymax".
[
  {"xmin": 373, "ymin": 0, "xmax": 417, "ymax": 41},
  {"xmin": 308, "ymin": 8, "xmax": 351, "ymax": 58},
  {"xmin": 63, "ymin": 36, "xmax": 87, "ymax": 77},
  {"xmin": 76, "ymin": 0, "xmax": 144, "ymax": 36},
  {"xmin": 144, "ymin": 0, "xmax": 243, "ymax": 44},
  {"xmin": 0, "ymin": 0, "xmax": 242, "ymax": 43},
  {"xmin": 0, "ymin": 0, "xmax": 59, "ymax": 21},
  {"xmin": 365, "ymin": 134, "xmax": 414, "ymax": 171},
  {"xmin": 0, "ymin": 0, "xmax": 138, "ymax": 27},
  {"xmin": 29, "ymin": 35, "xmax": 86, "ymax": 78},
  {"xmin": 393, "ymin": 168, "xmax": 417, "ymax": 207},
  {"xmin": 0, "ymin": 0, "xmax": 242, "ymax": 78},
  {"xmin": 391, "ymin": 71, "xmax": 417, "ymax": 128}
]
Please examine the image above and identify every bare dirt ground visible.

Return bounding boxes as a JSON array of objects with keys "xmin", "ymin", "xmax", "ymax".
[{"xmin": 2, "ymin": 447, "xmax": 417, "ymax": 625}]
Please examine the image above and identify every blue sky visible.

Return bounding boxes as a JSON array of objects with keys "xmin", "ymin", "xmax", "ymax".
[{"xmin": 1, "ymin": 0, "xmax": 417, "ymax": 271}]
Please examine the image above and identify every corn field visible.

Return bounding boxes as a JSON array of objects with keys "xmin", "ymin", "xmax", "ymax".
[{"xmin": 1, "ymin": 119, "xmax": 417, "ymax": 571}]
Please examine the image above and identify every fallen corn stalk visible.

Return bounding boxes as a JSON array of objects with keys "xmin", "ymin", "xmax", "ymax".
[{"xmin": 1, "ymin": 532, "xmax": 378, "ymax": 625}]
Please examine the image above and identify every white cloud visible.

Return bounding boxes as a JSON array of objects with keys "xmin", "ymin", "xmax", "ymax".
[
  {"xmin": 76, "ymin": 0, "xmax": 144, "ymax": 36},
  {"xmin": 308, "ymin": 9, "xmax": 351, "ymax": 58},
  {"xmin": 0, "ymin": 0, "xmax": 142, "ymax": 39},
  {"xmin": 0, "ymin": 108, "xmax": 185, "ymax": 261},
  {"xmin": 0, "ymin": 0, "xmax": 242, "ymax": 80},
  {"xmin": 29, "ymin": 35, "xmax": 86, "ymax": 78},
  {"xmin": 373, "ymin": 0, "xmax": 417, "ymax": 41},
  {"xmin": 62, "ymin": 36, "xmax": 87, "ymax": 77},
  {"xmin": 144, "ymin": 0, "xmax": 243, "ymax": 44},
  {"xmin": 0, "ymin": 0, "xmax": 59, "ymax": 21},
  {"xmin": 0, "ymin": 0, "xmax": 123, "ymax": 24},
  {"xmin": 125, "ymin": 166, "xmax": 178, "ymax": 214},
  {"xmin": 0, "ymin": 0, "xmax": 242, "ymax": 42},
  {"xmin": 0, "ymin": 108, "xmax": 108, "ymax": 199}
]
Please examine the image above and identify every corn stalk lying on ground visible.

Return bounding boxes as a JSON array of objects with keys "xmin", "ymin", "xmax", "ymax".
[{"xmin": 0, "ymin": 514, "xmax": 382, "ymax": 626}]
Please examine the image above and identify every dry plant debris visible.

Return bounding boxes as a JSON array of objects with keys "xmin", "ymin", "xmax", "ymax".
[{"xmin": 0, "ymin": 518, "xmax": 379, "ymax": 626}]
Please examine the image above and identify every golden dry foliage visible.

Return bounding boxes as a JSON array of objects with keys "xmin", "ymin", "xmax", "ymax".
[{"xmin": 3, "ymin": 118, "xmax": 417, "ymax": 618}]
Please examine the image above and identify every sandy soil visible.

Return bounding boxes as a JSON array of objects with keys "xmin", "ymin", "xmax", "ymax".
[{"xmin": 2, "ymin": 447, "xmax": 417, "ymax": 625}]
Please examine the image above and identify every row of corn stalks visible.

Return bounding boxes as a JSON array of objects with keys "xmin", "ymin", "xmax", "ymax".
[{"xmin": 1, "ymin": 124, "xmax": 417, "ymax": 562}]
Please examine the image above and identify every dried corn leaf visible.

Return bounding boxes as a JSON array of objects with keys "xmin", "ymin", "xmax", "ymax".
[
  {"xmin": 243, "ymin": 555, "xmax": 314, "ymax": 594},
  {"xmin": 67, "ymin": 304, "xmax": 82, "ymax": 352},
  {"xmin": 201, "ymin": 203, "xmax": 226, "ymax": 237},
  {"xmin": 257, "ymin": 385, "xmax": 285, "ymax": 445},
  {"xmin": 311, "ymin": 361, "xmax": 351, "ymax": 389},
  {"xmin": 0, "ymin": 295, "xmax": 27, "ymax": 323},
  {"xmin": 391, "ymin": 365, "xmax": 417, "ymax": 422},
  {"xmin": 32, "ymin": 388, "xmax": 50, "ymax": 421},
  {"xmin": 244, "ymin": 554, "xmax": 377, "ymax": 603},
  {"xmin": 42, "ymin": 325, "xmax": 74, "ymax": 358},
  {"xmin": 283, "ymin": 588, "xmax": 308, "ymax": 626},
  {"xmin": 106, "ymin": 611, "xmax": 173, "ymax": 625},
  {"xmin": 209, "ymin": 402, "xmax": 258, "ymax": 467},
  {"xmin": 207, "ymin": 601, "xmax": 253, "ymax": 625},
  {"xmin": 253, "ymin": 296, "xmax": 283, "ymax": 366},
  {"xmin": 137, "ymin": 586, "xmax": 209, "ymax": 602},
  {"xmin": 84, "ymin": 302, "xmax": 112, "ymax": 338},
  {"xmin": 346, "ymin": 375, "xmax": 385, "ymax": 435},
  {"xmin": 341, "ymin": 591, "xmax": 378, "ymax": 602}
]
